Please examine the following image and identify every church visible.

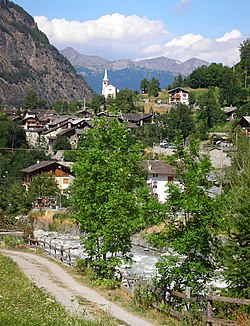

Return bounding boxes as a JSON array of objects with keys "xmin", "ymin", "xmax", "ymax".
[{"xmin": 102, "ymin": 69, "xmax": 119, "ymax": 99}]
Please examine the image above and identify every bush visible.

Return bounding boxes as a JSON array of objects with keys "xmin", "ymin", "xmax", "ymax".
[{"xmin": 3, "ymin": 236, "xmax": 25, "ymax": 248}]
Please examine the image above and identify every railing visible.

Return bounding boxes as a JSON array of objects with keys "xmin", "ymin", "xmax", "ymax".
[
  {"xmin": 121, "ymin": 280, "xmax": 250, "ymax": 326},
  {"xmin": 28, "ymin": 237, "xmax": 79, "ymax": 266},
  {"xmin": 28, "ymin": 237, "xmax": 250, "ymax": 325}
]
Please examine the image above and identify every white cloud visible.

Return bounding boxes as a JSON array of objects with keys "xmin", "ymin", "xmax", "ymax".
[
  {"xmin": 35, "ymin": 14, "xmax": 245, "ymax": 66},
  {"xmin": 35, "ymin": 14, "xmax": 169, "ymax": 59},
  {"xmin": 216, "ymin": 29, "xmax": 242, "ymax": 42},
  {"xmin": 143, "ymin": 30, "xmax": 245, "ymax": 66}
]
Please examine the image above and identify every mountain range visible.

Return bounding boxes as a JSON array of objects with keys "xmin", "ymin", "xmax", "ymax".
[
  {"xmin": 0, "ymin": 0, "xmax": 93, "ymax": 108},
  {"xmin": 61, "ymin": 47, "xmax": 209, "ymax": 93}
]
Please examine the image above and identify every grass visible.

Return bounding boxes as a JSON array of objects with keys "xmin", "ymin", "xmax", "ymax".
[{"xmin": 0, "ymin": 253, "xmax": 117, "ymax": 326}]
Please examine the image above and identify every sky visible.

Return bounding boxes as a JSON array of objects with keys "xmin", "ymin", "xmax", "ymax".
[{"xmin": 13, "ymin": 0, "xmax": 250, "ymax": 66}]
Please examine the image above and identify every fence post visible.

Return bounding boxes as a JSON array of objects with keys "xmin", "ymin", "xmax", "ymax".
[
  {"xmin": 185, "ymin": 287, "xmax": 191, "ymax": 311},
  {"xmin": 68, "ymin": 248, "xmax": 71, "ymax": 265},
  {"xmin": 60, "ymin": 246, "xmax": 64, "ymax": 262},
  {"xmin": 207, "ymin": 284, "xmax": 213, "ymax": 326}
]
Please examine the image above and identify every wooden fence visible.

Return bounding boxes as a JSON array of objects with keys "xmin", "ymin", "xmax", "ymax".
[
  {"xmin": 28, "ymin": 237, "xmax": 250, "ymax": 326},
  {"xmin": 122, "ymin": 280, "xmax": 250, "ymax": 326},
  {"xmin": 28, "ymin": 237, "xmax": 79, "ymax": 266}
]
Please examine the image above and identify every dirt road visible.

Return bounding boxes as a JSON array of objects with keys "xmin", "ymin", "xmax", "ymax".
[{"xmin": 2, "ymin": 250, "xmax": 156, "ymax": 326}]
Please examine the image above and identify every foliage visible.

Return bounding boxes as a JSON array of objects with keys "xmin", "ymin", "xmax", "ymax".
[
  {"xmin": 87, "ymin": 95, "xmax": 105, "ymax": 113},
  {"xmin": 163, "ymin": 104, "xmax": 195, "ymax": 141},
  {"xmin": 23, "ymin": 90, "xmax": 48, "ymax": 110},
  {"xmin": 186, "ymin": 63, "xmax": 226, "ymax": 89},
  {"xmin": 196, "ymin": 87, "xmax": 225, "ymax": 133},
  {"xmin": 51, "ymin": 100, "xmax": 69, "ymax": 114},
  {"xmin": 154, "ymin": 139, "xmax": 221, "ymax": 293},
  {"xmin": 139, "ymin": 77, "xmax": 161, "ymax": 97},
  {"xmin": 134, "ymin": 123, "xmax": 162, "ymax": 147},
  {"xmin": 27, "ymin": 172, "xmax": 60, "ymax": 206},
  {"xmin": 107, "ymin": 89, "xmax": 140, "ymax": 114},
  {"xmin": 70, "ymin": 117, "xmax": 151, "ymax": 279},
  {"xmin": 220, "ymin": 132, "xmax": 250, "ymax": 298},
  {"xmin": 3, "ymin": 236, "xmax": 25, "ymax": 248},
  {"xmin": 0, "ymin": 117, "xmax": 27, "ymax": 149},
  {"xmin": 140, "ymin": 78, "xmax": 149, "ymax": 94},
  {"xmin": 53, "ymin": 135, "xmax": 71, "ymax": 151},
  {"xmin": 148, "ymin": 77, "xmax": 161, "ymax": 97},
  {"xmin": 219, "ymin": 69, "xmax": 247, "ymax": 106},
  {"xmin": 239, "ymin": 38, "xmax": 250, "ymax": 79},
  {"xmin": 168, "ymin": 75, "xmax": 186, "ymax": 89}
]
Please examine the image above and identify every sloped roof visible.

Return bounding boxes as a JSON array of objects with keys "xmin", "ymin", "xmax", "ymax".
[
  {"xmin": 20, "ymin": 161, "xmax": 56, "ymax": 173},
  {"xmin": 120, "ymin": 113, "xmax": 153, "ymax": 122},
  {"xmin": 168, "ymin": 87, "xmax": 189, "ymax": 93},
  {"xmin": 20, "ymin": 161, "xmax": 73, "ymax": 174},
  {"xmin": 144, "ymin": 160, "xmax": 176, "ymax": 175}
]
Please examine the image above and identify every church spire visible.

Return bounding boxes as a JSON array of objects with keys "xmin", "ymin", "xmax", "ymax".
[{"xmin": 102, "ymin": 69, "xmax": 109, "ymax": 96}]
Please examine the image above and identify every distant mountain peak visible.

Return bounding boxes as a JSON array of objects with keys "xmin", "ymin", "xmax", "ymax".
[{"xmin": 61, "ymin": 47, "xmax": 209, "ymax": 75}]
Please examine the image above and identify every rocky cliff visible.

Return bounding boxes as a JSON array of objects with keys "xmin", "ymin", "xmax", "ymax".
[{"xmin": 0, "ymin": 0, "xmax": 94, "ymax": 108}]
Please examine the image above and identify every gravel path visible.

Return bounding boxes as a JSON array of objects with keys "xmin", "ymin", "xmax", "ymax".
[{"xmin": 2, "ymin": 250, "xmax": 156, "ymax": 326}]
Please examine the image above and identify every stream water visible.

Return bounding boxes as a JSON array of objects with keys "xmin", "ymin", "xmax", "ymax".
[
  {"xmin": 33, "ymin": 230, "xmax": 163, "ymax": 280},
  {"xmin": 33, "ymin": 230, "xmax": 226, "ymax": 288}
]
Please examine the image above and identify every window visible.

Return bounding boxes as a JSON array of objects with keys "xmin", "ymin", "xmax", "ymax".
[{"xmin": 153, "ymin": 173, "xmax": 158, "ymax": 178}]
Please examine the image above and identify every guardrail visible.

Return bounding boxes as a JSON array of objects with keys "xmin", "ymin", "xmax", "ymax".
[
  {"xmin": 122, "ymin": 280, "xmax": 250, "ymax": 326},
  {"xmin": 28, "ymin": 237, "xmax": 79, "ymax": 266}
]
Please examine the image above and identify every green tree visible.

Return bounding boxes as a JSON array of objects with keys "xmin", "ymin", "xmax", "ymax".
[
  {"xmin": 51, "ymin": 100, "xmax": 69, "ymax": 114},
  {"xmin": 219, "ymin": 68, "xmax": 247, "ymax": 106},
  {"xmin": 27, "ymin": 172, "xmax": 60, "ymax": 206},
  {"xmin": 87, "ymin": 95, "xmax": 105, "ymax": 113},
  {"xmin": 23, "ymin": 90, "xmax": 47, "ymax": 110},
  {"xmin": 154, "ymin": 139, "xmax": 221, "ymax": 293},
  {"xmin": 107, "ymin": 89, "xmax": 138, "ymax": 113},
  {"xmin": 148, "ymin": 77, "xmax": 161, "ymax": 97},
  {"xmin": 220, "ymin": 133, "xmax": 250, "ymax": 298},
  {"xmin": 53, "ymin": 136, "xmax": 71, "ymax": 151},
  {"xmin": 163, "ymin": 104, "xmax": 195, "ymax": 142},
  {"xmin": 140, "ymin": 78, "xmax": 149, "ymax": 94},
  {"xmin": 239, "ymin": 39, "xmax": 250, "ymax": 82},
  {"xmin": 197, "ymin": 87, "xmax": 225, "ymax": 131},
  {"xmin": 0, "ymin": 117, "xmax": 27, "ymax": 149},
  {"xmin": 70, "ymin": 117, "xmax": 150, "ymax": 279}
]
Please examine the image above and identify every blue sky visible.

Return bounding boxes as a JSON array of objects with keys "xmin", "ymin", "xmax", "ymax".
[{"xmin": 13, "ymin": 0, "xmax": 250, "ymax": 65}]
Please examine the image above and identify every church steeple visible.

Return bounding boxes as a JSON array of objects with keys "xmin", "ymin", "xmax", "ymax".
[{"xmin": 102, "ymin": 69, "xmax": 109, "ymax": 95}]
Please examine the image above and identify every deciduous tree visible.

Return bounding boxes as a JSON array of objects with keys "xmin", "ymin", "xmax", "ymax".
[{"xmin": 70, "ymin": 117, "xmax": 150, "ymax": 279}]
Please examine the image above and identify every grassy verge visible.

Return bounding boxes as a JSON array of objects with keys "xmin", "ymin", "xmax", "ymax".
[{"xmin": 0, "ymin": 253, "xmax": 115, "ymax": 326}]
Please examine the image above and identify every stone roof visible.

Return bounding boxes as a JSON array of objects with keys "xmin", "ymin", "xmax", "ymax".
[
  {"xmin": 144, "ymin": 160, "xmax": 176, "ymax": 175},
  {"xmin": 20, "ymin": 161, "xmax": 56, "ymax": 173},
  {"xmin": 20, "ymin": 161, "xmax": 72, "ymax": 174},
  {"xmin": 120, "ymin": 113, "xmax": 153, "ymax": 122}
]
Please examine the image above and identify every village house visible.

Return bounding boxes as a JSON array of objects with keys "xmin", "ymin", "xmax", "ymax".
[
  {"xmin": 21, "ymin": 161, "xmax": 74, "ymax": 207},
  {"xmin": 237, "ymin": 116, "xmax": 250, "ymax": 135},
  {"xmin": 168, "ymin": 87, "xmax": 189, "ymax": 105},
  {"xmin": 119, "ymin": 113, "xmax": 154, "ymax": 127},
  {"xmin": 222, "ymin": 106, "xmax": 237, "ymax": 121},
  {"xmin": 144, "ymin": 160, "xmax": 177, "ymax": 203}
]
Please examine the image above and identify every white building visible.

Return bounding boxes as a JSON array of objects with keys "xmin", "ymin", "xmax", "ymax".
[
  {"xmin": 168, "ymin": 87, "xmax": 189, "ymax": 105},
  {"xmin": 144, "ymin": 160, "xmax": 177, "ymax": 203},
  {"xmin": 102, "ymin": 69, "xmax": 119, "ymax": 99}
]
